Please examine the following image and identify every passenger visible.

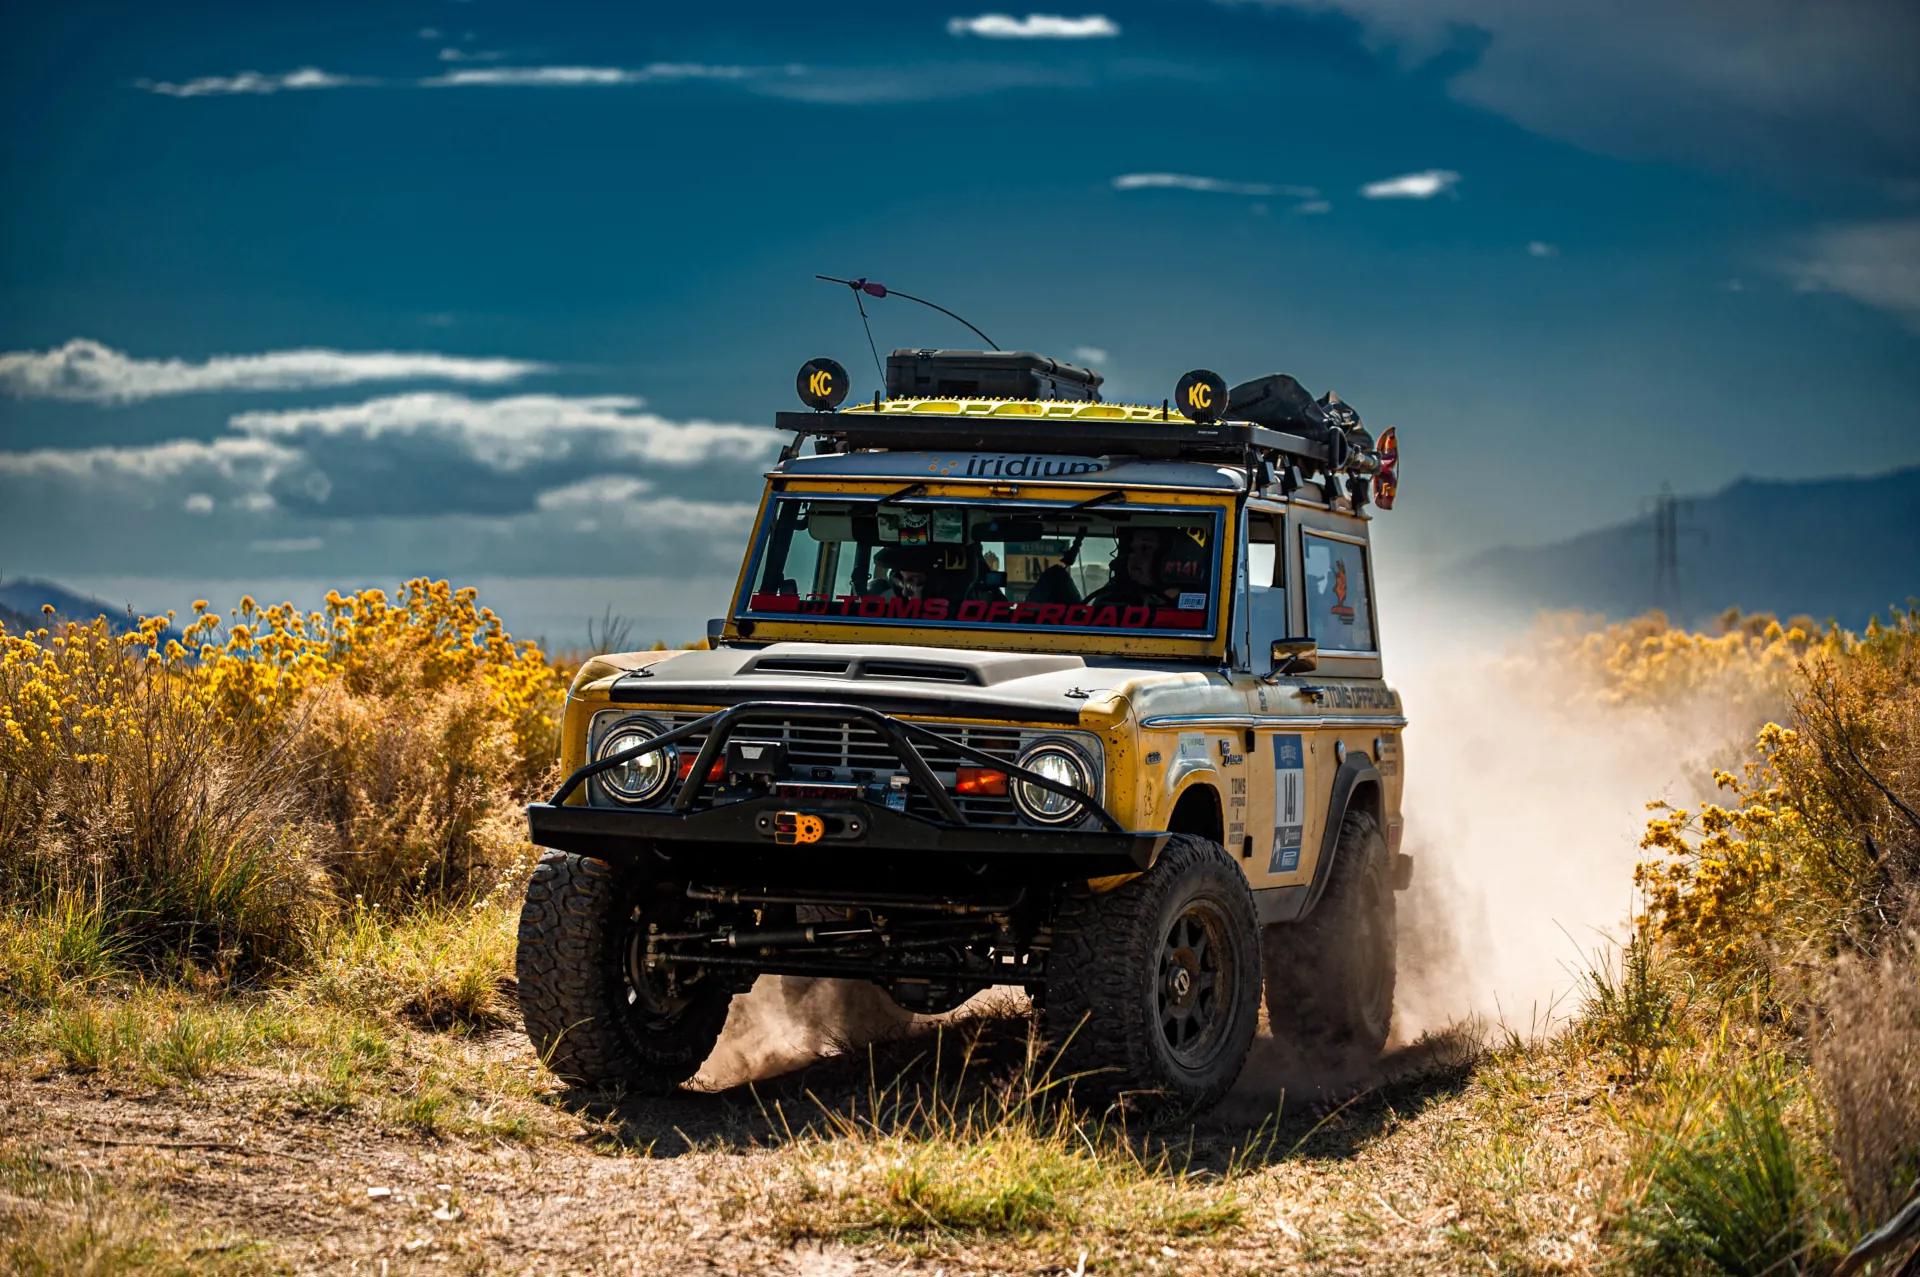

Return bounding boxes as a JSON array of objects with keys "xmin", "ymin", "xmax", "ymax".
[{"xmin": 873, "ymin": 545, "xmax": 933, "ymax": 602}]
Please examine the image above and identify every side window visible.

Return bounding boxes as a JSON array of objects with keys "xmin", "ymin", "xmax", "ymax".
[
  {"xmin": 1301, "ymin": 530, "xmax": 1375, "ymax": 652},
  {"xmin": 1247, "ymin": 511, "xmax": 1287, "ymax": 654}
]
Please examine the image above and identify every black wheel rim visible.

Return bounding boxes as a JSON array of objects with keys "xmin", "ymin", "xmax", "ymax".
[
  {"xmin": 1157, "ymin": 899, "xmax": 1235, "ymax": 1068},
  {"xmin": 621, "ymin": 906, "xmax": 696, "ymax": 1029}
]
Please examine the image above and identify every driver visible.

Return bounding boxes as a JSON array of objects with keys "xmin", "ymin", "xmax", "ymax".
[{"xmin": 1085, "ymin": 526, "xmax": 1208, "ymax": 609}]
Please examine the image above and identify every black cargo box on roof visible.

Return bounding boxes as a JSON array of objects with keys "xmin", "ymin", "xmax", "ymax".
[{"xmin": 885, "ymin": 349, "xmax": 1103, "ymax": 402}]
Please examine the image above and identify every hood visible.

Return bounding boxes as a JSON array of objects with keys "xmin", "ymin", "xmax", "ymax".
[{"xmin": 598, "ymin": 641, "xmax": 1182, "ymax": 724}]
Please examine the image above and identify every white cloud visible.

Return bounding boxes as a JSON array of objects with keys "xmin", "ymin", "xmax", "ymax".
[
  {"xmin": 1245, "ymin": 2, "xmax": 1918, "ymax": 180},
  {"xmin": 1294, "ymin": 199, "xmax": 1332, "ymax": 214},
  {"xmin": 250, "ymin": 537, "xmax": 324, "ymax": 554},
  {"xmin": 136, "ymin": 68, "xmax": 362, "ymax": 97},
  {"xmin": 1787, "ymin": 218, "xmax": 1920, "ymax": 331},
  {"xmin": 1071, "ymin": 346, "xmax": 1108, "ymax": 366},
  {"xmin": 417, "ymin": 28, "xmax": 442, "ymax": 40},
  {"xmin": 136, "ymin": 62, "xmax": 793, "ymax": 96},
  {"xmin": 1526, "ymin": 240, "xmax": 1558, "ymax": 257},
  {"xmin": 754, "ymin": 61, "xmax": 1081, "ymax": 105},
  {"xmin": 0, "ymin": 436, "xmax": 298, "ymax": 495},
  {"xmin": 420, "ymin": 63, "xmax": 760, "ymax": 88},
  {"xmin": 1112, "ymin": 172, "xmax": 1318, "ymax": 198},
  {"xmin": 0, "ymin": 339, "xmax": 547, "ymax": 403},
  {"xmin": 1359, "ymin": 169, "xmax": 1461, "ymax": 199},
  {"xmin": 0, "ymin": 388, "xmax": 772, "ymax": 542},
  {"xmin": 535, "ymin": 475, "xmax": 656, "ymax": 509},
  {"xmin": 227, "ymin": 393, "xmax": 775, "ymax": 470},
  {"xmin": 947, "ymin": 14, "xmax": 1120, "ymax": 38}
]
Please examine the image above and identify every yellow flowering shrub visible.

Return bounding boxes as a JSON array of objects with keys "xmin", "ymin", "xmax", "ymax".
[
  {"xmin": 1633, "ymin": 608, "xmax": 1920, "ymax": 992},
  {"xmin": 1529, "ymin": 607, "xmax": 1840, "ymax": 722},
  {"xmin": 1635, "ymin": 727, "xmax": 1800, "ymax": 980},
  {"xmin": 0, "ymin": 581, "xmax": 569, "ymax": 975}
]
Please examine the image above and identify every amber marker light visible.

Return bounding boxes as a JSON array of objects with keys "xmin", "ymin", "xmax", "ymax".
[{"xmin": 954, "ymin": 767, "xmax": 1009, "ymax": 796}]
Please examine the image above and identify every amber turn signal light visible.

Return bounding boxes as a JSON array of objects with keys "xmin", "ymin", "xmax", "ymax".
[{"xmin": 954, "ymin": 767, "xmax": 1009, "ymax": 797}]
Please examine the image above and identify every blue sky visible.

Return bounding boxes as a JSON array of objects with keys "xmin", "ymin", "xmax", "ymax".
[{"xmin": 2, "ymin": 1, "xmax": 1916, "ymax": 642}]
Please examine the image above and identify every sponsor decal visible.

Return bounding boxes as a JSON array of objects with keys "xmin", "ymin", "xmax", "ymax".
[
  {"xmin": 951, "ymin": 455, "xmax": 1105, "ymax": 480},
  {"xmin": 1319, "ymin": 684, "xmax": 1399, "ymax": 711},
  {"xmin": 747, "ymin": 593, "xmax": 1208, "ymax": 630},
  {"xmin": 1331, "ymin": 560, "xmax": 1356, "ymax": 624},
  {"xmin": 1269, "ymin": 732, "xmax": 1305, "ymax": 874},
  {"xmin": 877, "ymin": 507, "xmax": 931, "ymax": 545}
]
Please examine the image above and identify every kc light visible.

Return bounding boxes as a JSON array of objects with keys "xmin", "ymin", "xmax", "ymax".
[
  {"xmin": 1012, "ymin": 741, "xmax": 1095, "ymax": 826},
  {"xmin": 596, "ymin": 719, "xmax": 674, "ymax": 804}
]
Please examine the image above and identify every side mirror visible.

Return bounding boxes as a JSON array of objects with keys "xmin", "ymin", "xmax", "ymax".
[
  {"xmin": 1268, "ymin": 637, "xmax": 1318, "ymax": 678},
  {"xmin": 705, "ymin": 617, "xmax": 726, "ymax": 647}
]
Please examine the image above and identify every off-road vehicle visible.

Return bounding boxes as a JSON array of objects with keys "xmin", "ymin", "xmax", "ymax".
[{"xmin": 519, "ymin": 348, "xmax": 1409, "ymax": 1110}]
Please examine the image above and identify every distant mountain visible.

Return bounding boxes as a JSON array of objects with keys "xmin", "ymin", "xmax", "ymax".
[
  {"xmin": 0, "ymin": 578, "xmax": 150, "ymax": 633},
  {"xmin": 1458, "ymin": 466, "xmax": 1920, "ymax": 627}
]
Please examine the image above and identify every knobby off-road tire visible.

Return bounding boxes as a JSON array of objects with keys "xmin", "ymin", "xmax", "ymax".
[
  {"xmin": 1262, "ymin": 809, "xmax": 1395, "ymax": 1062},
  {"xmin": 516, "ymin": 850, "xmax": 731, "ymax": 1092},
  {"xmin": 1040, "ymin": 834, "xmax": 1261, "ymax": 1112}
]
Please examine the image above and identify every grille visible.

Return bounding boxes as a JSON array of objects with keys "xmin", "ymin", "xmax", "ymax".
[{"xmin": 590, "ymin": 709, "xmax": 1100, "ymax": 826}]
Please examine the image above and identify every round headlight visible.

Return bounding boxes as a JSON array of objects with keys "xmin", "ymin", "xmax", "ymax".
[
  {"xmin": 596, "ymin": 720, "xmax": 674, "ymax": 804},
  {"xmin": 1012, "ymin": 741, "xmax": 1094, "ymax": 826}
]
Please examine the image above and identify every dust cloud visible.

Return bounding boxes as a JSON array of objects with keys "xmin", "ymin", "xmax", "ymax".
[
  {"xmin": 697, "ymin": 976, "xmax": 920, "ymax": 1090},
  {"xmin": 1387, "ymin": 593, "xmax": 1759, "ymax": 1041}
]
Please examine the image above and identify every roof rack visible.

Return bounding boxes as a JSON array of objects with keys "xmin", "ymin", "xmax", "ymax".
[
  {"xmin": 782, "ymin": 360, "xmax": 1398, "ymax": 510},
  {"xmin": 773, "ymin": 400, "xmax": 1343, "ymax": 471}
]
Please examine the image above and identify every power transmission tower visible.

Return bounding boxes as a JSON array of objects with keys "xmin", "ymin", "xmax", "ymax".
[{"xmin": 1640, "ymin": 483, "xmax": 1707, "ymax": 618}]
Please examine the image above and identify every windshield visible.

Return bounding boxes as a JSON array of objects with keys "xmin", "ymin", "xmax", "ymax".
[{"xmin": 739, "ymin": 494, "xmax": 1223, "ymax": 635}]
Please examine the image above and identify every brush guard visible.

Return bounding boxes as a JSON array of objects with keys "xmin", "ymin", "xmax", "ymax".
[{"xmin": 529, "ymin": 700, "xmax": 1166, "ymax": 874}]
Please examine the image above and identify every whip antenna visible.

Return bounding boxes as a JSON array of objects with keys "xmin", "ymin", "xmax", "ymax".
[{"xmin": 815, "ymin": 276, "xmax": 1001, "ymax": 370}]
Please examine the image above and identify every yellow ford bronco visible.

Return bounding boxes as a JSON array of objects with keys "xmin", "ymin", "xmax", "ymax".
[{"xmin": 519, "ymin": 349, "xmax": 1408, "ymax": 1110}]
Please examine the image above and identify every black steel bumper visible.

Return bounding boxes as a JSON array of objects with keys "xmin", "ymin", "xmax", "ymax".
[
  {"xmin": 533, "ymin": 698, "xmax": 1167, "ymax": 879},
  {"xmin": 527, "ymin": 797, "xmax": 1167, "ymax": 877}
]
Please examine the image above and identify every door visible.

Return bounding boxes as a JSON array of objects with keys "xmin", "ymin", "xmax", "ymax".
[{"xmin": 1240, "ymin": 504, "xmax": 1329, "ymax": 889}]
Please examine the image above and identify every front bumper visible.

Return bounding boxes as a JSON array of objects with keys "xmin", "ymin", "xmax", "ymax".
[
  {"xmin": 528, "ymin": 796, "xmax": 1167, "ymax": 877},
  {"xmin": 535, "ymin": 698, "xmax": 1168, "ymax": 880}
]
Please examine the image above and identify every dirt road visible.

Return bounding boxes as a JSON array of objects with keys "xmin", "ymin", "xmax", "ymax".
[{"xmin": 1, "ymin": 1002, "xmax": 1619, "ymax": 1275}]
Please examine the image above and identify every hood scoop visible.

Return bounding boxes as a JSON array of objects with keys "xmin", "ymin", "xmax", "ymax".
[
  {"xmin": 742, "ymin": 653, "xmax": 978, "ymax": 685},
  {"xmin": 734, "ymin": 645, "xmax": 1086, "ymax": 688}
]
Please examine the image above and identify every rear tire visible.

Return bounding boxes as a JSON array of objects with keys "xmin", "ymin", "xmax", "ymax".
[
  {"xmin": 516, "ymin": 850, "xmax": 731, "ymax": 1091},
  {"xmin": 1040, "ymin": 834, "xmax": 1261, "ymax": 1112},
  {"xmin": 1262, "ymin": 810, "xmax": 1395, "ymax": 1062}
]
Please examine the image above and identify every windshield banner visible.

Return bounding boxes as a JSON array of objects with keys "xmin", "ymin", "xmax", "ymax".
[{"xmin": 746, "ymin": 593, "xmax": 1209, "ymax": 631}]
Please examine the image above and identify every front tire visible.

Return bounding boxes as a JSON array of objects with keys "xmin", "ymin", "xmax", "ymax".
[
  {"xmin": 1040, "ymin": 834, "xmax": 1261, "ymax": 1112},
  {"xmin": 1262, "ymin": 810, "xmax": 1395, "ymax": 1062},
  {"xmin": 516, "ymin": 850, "xmax": 731, "ymax": 1091}
]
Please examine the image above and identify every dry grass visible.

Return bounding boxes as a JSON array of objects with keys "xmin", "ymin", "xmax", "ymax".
[
  {"xmin": 293, "ymin": 900, "xmax": 518, "ymax": 1031},
  {"xmin": 0, "ymin": 1146, "xmax": 270, "ymax": 1275},
  {"xmin": 742, "ymin": 1023, "xmax": 1251, "ymax": 1253},
  {"xmin": 1808, "ymin": 927, "xmax": 1920, "ymax": 1226}
]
